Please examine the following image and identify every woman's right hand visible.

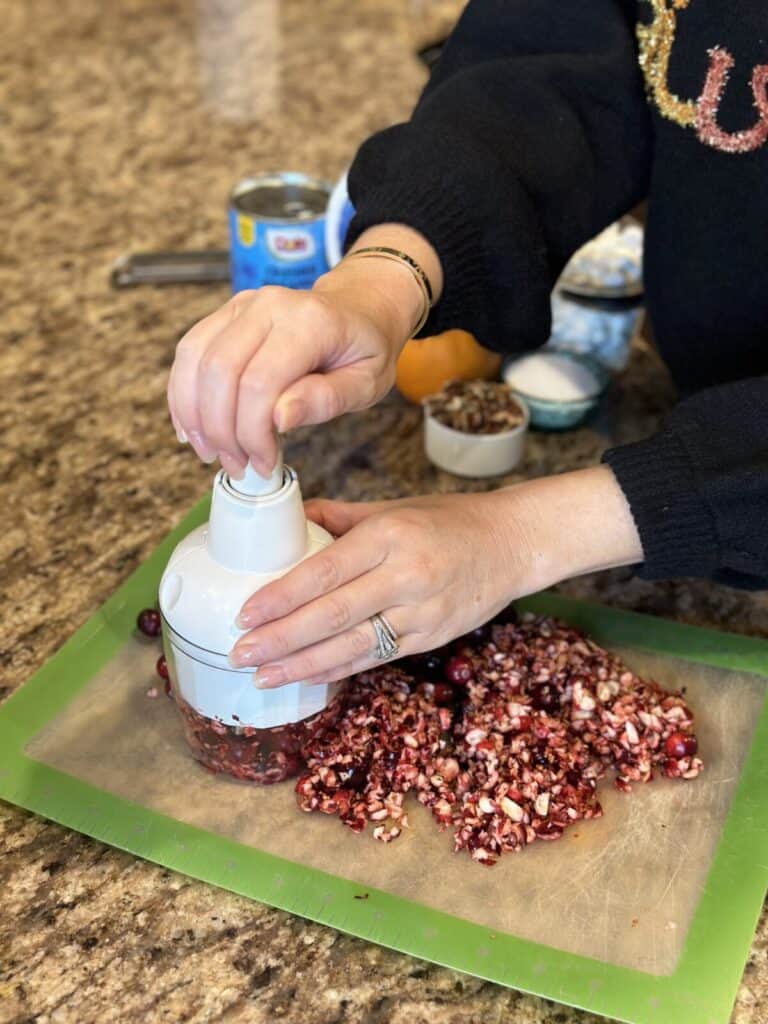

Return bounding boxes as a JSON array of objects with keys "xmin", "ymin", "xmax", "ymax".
[{"xmin": 167, "ymin": 226, "xmax": 442, "ymax": 478}]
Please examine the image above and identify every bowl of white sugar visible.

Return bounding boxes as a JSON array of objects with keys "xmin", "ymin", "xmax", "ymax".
[{"xmin": 502, "ymin": 349, "xmax": 608, "ymax": 430}]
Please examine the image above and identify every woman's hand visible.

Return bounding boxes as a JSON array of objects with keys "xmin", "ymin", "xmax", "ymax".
[
  {"xmin": 167, "ymin": 225, "xmax": 443, "ymax": 477},
  {"xmin": 230, "ymin": 490, "xmax": 522, "ymax": 686},
  {"xmin": 228, "ymin": 467, "xmax": 644, "ymax": 688}
]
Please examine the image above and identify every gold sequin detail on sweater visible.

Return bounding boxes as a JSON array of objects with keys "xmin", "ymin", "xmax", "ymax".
[{"xmin": 637, "ymin": 0, "xmax": 697, "ymax": 127}]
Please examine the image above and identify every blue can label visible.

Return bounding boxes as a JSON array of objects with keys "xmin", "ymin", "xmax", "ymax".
[{"xmin": 228, "ymin": 210, "xmax": 328, "ymax": 293}]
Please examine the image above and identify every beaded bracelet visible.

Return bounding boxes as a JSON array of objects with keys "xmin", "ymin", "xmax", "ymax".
[{"xmin": 345, "ymin": 246, "xmax": 433, "ymax": 337}]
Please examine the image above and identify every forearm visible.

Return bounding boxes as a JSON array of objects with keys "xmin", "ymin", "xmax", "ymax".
[
  {"xmin": 493, "ymin": 465, "xmax": 643, "ymax": 593},
  {"xmin": 346, "ymin": 0, "xmax": 651, "ymax": 352}
]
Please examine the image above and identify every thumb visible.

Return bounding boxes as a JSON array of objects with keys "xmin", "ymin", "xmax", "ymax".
[
  {"xmin": 274, "ymin": 364, "xmax": 382, "ymax": 432},
  {"xmin": 304, "ymin": 498, "xmax": 392, "ymax": 537}
]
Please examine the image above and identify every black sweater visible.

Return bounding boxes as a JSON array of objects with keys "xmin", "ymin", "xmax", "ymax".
[{"xmin": 346, "ymin": 0, "xmax": 768, "ymax": 589}]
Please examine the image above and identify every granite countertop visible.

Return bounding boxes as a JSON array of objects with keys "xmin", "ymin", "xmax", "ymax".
[{"xmin": 2, "ymin": 1, "xmax": 768, "ymax": 1022}]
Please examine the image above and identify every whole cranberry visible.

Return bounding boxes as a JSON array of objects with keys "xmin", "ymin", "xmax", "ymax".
[
  {"xmin": 137, "ymin": 608, "xmax": 161, "ymax": 638},
  {"xmin": 445, "ymin": 655, "xmax": 474, "ymax": 686},
  {"xmin": 433, "ymin": 682, "xmax": 459, "ymax": 706},
  {"xmin": 664, "ymin": 732, "xmax": 698, "ymax": 759},
  {"xmin": 156, "ymin": 654, "xmax": 169, "ymax": 680}
]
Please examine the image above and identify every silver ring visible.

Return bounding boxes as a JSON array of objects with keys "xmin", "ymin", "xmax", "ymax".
[{"xmin": 371, "ymin": 613, "xmax": 400, "ymax": 661}]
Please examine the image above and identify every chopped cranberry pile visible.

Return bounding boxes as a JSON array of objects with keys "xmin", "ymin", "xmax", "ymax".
[
  {"xmin": 294, "ymin": 614, "xmax": 703, "ymax": 866},
  {"xmin": 295, "ymin": 669, "xmax": 450, "ymax": 842}
]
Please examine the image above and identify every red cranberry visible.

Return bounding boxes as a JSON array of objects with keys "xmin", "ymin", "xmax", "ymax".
[
  {"xmin": 137, "ymin": 608, "xmax": 161, "ymax": 637},
  {"xmin": 156, "ymin": 654, "xmax": 169, "ymax": 680},
  {"xmin": 445, "ymin": 655, "xmax": 473, "ymax": 686},
  {"xmin": 664, "ymin": 732, "xmax": 698, "ymax": 759},
  {"xmin": 433, "ymin": 682, "xmax": 458, "ymax": 706}
]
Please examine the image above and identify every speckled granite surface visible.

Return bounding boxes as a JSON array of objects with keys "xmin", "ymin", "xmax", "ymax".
[{"xmin": 2, "ymin": 2, "xmax": 768, "ymax": 1022}]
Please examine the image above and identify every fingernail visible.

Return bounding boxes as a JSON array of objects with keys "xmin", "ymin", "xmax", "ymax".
[
  {"xmin": 220, "ymin": 452, "xmax": 245, "ymax": 479},
  {"xmin": 253, "ymin": 664, "xmax": 286, "ymax": 689},
  {"xmin": 229, "ymin": 645, "xmax": 258, "ymax": 668},
  {"xmin": 249, "ymin": 454, "xmax": 273, "ymax": 477},
  {"xmin": 189, "ymin": 430, "xmax": 217, "ymax": 464},
  {"xmin": 176, "ymin": 427, "xmax": 188, "ymax": 444},
  {"xmin": 275, "ymin": 397, "xmax": 304, "ymax": 433},
  {"xmin": 235, "ymin": 610, "xmax": 255, "ymax": 629}
]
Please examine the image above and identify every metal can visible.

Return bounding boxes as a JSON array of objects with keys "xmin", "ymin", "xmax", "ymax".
[{"xmin": 228, "ymin": 172, "xmax": 331, "ymax": 293}]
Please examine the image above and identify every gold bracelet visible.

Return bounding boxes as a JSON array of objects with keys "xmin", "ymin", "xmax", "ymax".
[{"xmin": 345, "ymin": 246, "xmax": 433, "ymax": 337}]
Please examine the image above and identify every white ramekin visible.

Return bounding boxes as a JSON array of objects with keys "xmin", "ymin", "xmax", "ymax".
[{"xmin": 423, "ymin": 397, "xmax": 529, "ymax": 478}]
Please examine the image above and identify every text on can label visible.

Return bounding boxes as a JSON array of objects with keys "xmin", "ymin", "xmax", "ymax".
[{"xmin": 265, "ymin": 228, "xmax": 316, "ymax": 262}]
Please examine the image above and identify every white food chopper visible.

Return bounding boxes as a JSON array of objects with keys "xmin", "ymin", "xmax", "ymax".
[{"xmin": 159, "ymin": 443, "xmax": 339, "ymax": 778}]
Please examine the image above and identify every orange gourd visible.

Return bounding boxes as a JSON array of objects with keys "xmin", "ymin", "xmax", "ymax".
[{"xmin": 395, "ymin": 330, "xmax": 502, "ymax": 403}]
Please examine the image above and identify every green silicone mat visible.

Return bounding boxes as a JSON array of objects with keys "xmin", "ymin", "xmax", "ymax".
[{"xmin": 2, "ymin": 495, "xmax": 768, "ymax": 1024}]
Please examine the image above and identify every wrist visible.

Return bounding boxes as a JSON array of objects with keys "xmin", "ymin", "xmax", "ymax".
[
  {"xmin": 349, "ymin": 223, "xmax": 443, "ymax": 302},
  {"xmin": 313, "ymin": 257, "xmax": 421, "ymax": 354},
  {"xmin": 315, "ymin": 223, "xmax": 444, "ymax": 353},
  {"xmin": 492, "ymin": 466, "xmax": 644, "ymax": 594}
]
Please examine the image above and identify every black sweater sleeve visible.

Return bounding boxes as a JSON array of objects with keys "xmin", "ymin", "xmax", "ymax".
[
  {"xmin": 603, "ymin": 378, "xmax": 768, "ymax": 588},
  {"xmin": 345, "ymin": 0, "xmax": 652, "ymax": 352}
]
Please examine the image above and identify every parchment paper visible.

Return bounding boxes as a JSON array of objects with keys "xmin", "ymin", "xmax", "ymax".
[{"xmin": 26, "ymin": 635, "xmax": 766, "ymax": 976}]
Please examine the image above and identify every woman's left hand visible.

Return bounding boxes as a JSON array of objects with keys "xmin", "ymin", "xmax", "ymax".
[
  {"xmin": 229, "ymin": 465, "xmax": 643, "ymax": 688},
  {"xmin": 229, "ymin": 490, "xmax": 530, "ymax": 687}
]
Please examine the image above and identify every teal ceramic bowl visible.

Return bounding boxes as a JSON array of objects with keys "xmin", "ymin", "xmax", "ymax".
[{"xmin": 502, "ymin": 350, "xmax": 609, "ymax": 431}]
